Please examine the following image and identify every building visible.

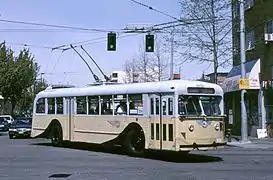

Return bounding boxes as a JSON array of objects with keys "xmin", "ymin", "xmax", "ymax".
[
  {"xmin": 200, "ymin": 72, "xmax": 228, "ymax": 86},
  {"xmin": 110, "ymin": 71, "xmax": 129, "ymax": 84},
  {"xmin": 109, "ymin": 69, "xmax": 164, "ymax": 84},
  {"xmin": 222, "ymin": 0, "xmax": 273, "ymax": 136}
]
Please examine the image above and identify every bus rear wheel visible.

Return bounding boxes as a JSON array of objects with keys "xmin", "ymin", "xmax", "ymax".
[
  {"xmin": 124, "ymin": 129, "xmax": 145, "ymax": 156},
  {"xmin": 50, "ymin": 125, "xmax": 63, "ymax": 147}
]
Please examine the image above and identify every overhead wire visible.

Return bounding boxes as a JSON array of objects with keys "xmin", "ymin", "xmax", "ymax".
[
  {"xmin": 3, "ymin": 41, "xmax": 54, "ymax": 50},
  {"xmin": 0, "ymin": 28, "xmax": 106, "ymax": 33},
  {"xmin": 0, "ymin": 19, "xmax": 121, "ymax": 33},
  {"xmin": 130, "ymin": 0, "xmax": 180, "ymax": 21}
]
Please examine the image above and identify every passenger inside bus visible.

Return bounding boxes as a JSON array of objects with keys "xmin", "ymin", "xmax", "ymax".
[{"xmin": 115, "ymin": 102, "xmax": 127, "ymax": 115}]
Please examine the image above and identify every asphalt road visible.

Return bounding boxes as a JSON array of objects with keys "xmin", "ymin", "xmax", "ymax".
[{"xmin": 1, "ymin": 132, "xmax": 273, "ymax": 180}]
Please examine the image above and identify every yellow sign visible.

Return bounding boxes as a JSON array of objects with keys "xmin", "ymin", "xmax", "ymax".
[{"xmin": 239, "ymin": 78, "xmax": 249, "ymax": 89}]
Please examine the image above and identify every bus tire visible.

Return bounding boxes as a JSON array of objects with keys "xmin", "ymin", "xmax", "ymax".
[
  {"xmin": 50, "ymin": 124, "xmax": 63, "ymax": 147},
  {"xmin": 124, "ymin": 129, "xmax": 145, "ymax": 156}
]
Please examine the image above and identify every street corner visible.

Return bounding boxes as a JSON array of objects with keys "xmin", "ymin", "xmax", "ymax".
[{"xmin": 226, "ymin": 137, "xmax": 273, "ymax": 149}]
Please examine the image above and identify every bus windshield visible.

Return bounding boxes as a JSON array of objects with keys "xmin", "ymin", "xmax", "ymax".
[{"xmin": 178, "ymin": 95, "xmax": 221, "ymax": 116}]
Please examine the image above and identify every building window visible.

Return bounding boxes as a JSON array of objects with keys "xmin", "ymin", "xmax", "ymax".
[
  {"xmin": 265, "ymin": 20, "xmax": 273, "ymax": 34},
  {"xmin": 234, "ymin": 33, "xmax": 240, "ymax": 54},
  {"xmin": 245, "ymin": 0, "xmax": 254, "ymax": 10},
  {"xmin": 233, "ymin": 1, "xmax": 240, "ymax": 18},
  {"xmin": 112, "ymin": 73, "xmax": 118, "ymax": 78},
  {"xmin": 246, "ymin": 31, "xmax": 255, "ymax": 50}
]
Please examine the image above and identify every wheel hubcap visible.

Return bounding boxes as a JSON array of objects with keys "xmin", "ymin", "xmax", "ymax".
[{"xmin": 130, "ymin": 133, "xmax": 143, "ymax": 152}]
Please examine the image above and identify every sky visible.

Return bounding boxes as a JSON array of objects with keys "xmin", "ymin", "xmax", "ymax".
[{"xmin": 0, "ymin": 0, "xmax": 231, "ymax": 87}]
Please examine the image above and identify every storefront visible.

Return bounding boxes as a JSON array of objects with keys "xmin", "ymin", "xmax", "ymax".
[{"xmin": 222, "ymin": 59, "xmax": 260, "ymax": 136}]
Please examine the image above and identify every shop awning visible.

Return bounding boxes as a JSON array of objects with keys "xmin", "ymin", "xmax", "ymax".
[{"xmin": 222, "ymin": 59, "xmax": 260, "ymax": 93}]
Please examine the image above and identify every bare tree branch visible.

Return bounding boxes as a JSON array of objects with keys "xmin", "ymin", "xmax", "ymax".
[{"xmin": 168, "ymin": 0, "xmax": 232, "ymax": 83}]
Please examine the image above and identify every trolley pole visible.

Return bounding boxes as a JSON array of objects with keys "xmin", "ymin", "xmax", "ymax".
[
  {"xmin": 239, "ymin": 0, "xmax": 248, "ymax": 142},
  {"xmin": 170, "ymin": 28, "xmax": 174, "ymax": 80}
]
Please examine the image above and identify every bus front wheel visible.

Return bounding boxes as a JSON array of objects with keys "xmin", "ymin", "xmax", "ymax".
[
  {"xmin": 124, "ymin": 129, "xmax": 145, "ymax": 156},
  {"xmin": 50, "ymin": 125, "xmax": 63, "ymax": 147}
]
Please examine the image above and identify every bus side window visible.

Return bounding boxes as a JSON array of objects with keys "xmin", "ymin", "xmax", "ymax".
[
  {"xmin": 114, "ymin": 95, "xmax": 127, "ymax": 115},
  {"xmin": 155, "ymin": 98, "xmax": 160, "ymax": 115},
  {"xmin": 88, "ymin": 96, "xmax": 99, "ymax": 115},
  {"xmin": 56, "ymin": 97, "xmax": 63, "ymax": 114},
  {"xmin": 76, "ymin": 96, "xmax": 87, "ymax": 114},
  {"xmin": 36, "ymin": 98, "xmax": 45, "ymax": 114},
  {"xmin": 162, "ymin": 99, "xmax": 167, "ymax": 115},
  {"xmin": 100, "ymin": 95, "xmax": 113, "ymax": 115},
  {"xmin": 129, "ymin": 94, "xmax": 143, "ymax": 115},
  {"xmin": 168, "ymin": 98, "xmax": 173, "ymax": 115},
  {"xmin": 48, "ymin": 98, "xmax": 55, "ymax": 114},
  {"xmin": 150, "ymin": 98, "xmax": 154, "ymax": 115},
  {"xmin": 178, "ymin": 99, "xmax": 186, "ymax": 115}
]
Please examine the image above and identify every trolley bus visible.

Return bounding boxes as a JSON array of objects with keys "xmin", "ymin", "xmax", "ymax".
[{"xmin": 31, "ymin": 80, "xmax": 226, "ymax": 155}]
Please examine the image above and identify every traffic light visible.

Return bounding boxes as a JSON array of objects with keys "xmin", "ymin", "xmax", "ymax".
[
  {"xmin": 145, "ymin": 34, "xmax": 154, "ymax": 52},
  {"xmin": 107, "ymin": 32, "xmax": 116, "ymax": 51}
]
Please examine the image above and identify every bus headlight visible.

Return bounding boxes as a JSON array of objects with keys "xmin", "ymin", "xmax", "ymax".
[
  {"xmin": 214, "ymin": 123, "xmax": 220, "ymax": 131},
  {"xmin": 189, "ymin": 124, "xmax": 194, "ymax": 132}
]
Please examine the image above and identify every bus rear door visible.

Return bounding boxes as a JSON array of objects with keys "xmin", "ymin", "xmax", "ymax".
[
  {"xmin": 149, "ymin": 93, "xmax": 175, "ymax": 151},
  {"xmin": 65, "ymin": 97, "xmax": 75, "ymax": 141}
]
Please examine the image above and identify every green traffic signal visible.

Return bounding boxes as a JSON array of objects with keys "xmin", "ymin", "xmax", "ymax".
[
  {"xmin": 145, "ymin": 34, "xmax": 154, "ymax": 52},
  {"xmin": 107, "ymin": 32, "xmax": 116, "ymax": 51}
]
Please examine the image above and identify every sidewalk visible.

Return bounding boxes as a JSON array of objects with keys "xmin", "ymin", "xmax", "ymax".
[{"xmin": 226, "ymin": 137, "xmax": 273, "ymax": 149}]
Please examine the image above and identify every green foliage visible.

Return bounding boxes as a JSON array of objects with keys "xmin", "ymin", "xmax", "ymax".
[
  {"xmin": 18, "ymin": 79, "xmax": 48, "ymax": 116},
  {"xmin": 0, "ymin": 43, "xmax": 42, "ymax": 115}
]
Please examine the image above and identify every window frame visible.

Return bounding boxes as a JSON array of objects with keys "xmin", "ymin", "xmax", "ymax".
[
  {"xmin": 35, "ymin": 98, "xmax": 46, "ymax": 114},
  {"xmin": 76, "ymin": 96, "xmax": 88, "ymax": 115},
  {"xmin": 246, "ymin": 30, "xmax": 255, "ymax": 51},
  {"xmin": 244, "ymin": 0, "xmax": 254, "ymax": 11},
  {"xmin": 265, "ymin": 20, "xmax": 273, "ymax": 34}
]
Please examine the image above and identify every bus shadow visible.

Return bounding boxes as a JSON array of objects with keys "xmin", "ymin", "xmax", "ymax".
[{"xmin": 31, "ymin": 141, "xmax": 223, "ymax": 163}]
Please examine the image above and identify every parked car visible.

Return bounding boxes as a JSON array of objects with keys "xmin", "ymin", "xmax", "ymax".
[
  {"xmin": 0, "ymin": 115, "xmax": 14, "ymax": 124},
  {"xmin": 8, "ymin": 118, "xmax": 32, "ymax": 139},
  {"xmin": 0, "ymin": 117, "xmax": 9, "ymax": 132}
]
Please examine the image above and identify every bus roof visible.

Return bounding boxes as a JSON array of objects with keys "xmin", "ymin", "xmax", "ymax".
[{"xmin": 35, "ymin": 80, "xmax": 223, "ymax": 99}]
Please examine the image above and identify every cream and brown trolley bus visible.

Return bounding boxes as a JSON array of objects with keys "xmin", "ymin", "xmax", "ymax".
[{"xmin": 31, "ymin": 80, "xmax": 226, "ymax": 155}]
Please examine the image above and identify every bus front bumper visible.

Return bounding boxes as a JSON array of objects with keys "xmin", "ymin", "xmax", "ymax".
[{"xmin": 179, "ymin": 142, "xmax": 227, "ymax": 151}]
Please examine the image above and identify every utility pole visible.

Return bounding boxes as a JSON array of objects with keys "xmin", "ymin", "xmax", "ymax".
[
  {"xmin": 170, "ymin": 28, "xmax": 174, "ymax": 80},
  {"xmin": 41, "ymin": 72, "xmax": 45, "ymax": 84},
  {"xmin": 239, "ymin": 0, "xmax": 248, "ymax": 143}
]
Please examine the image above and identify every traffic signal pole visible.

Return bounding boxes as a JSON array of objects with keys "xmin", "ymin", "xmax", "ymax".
[{"xmin": 239, "ymin": 0, "xmax": 248, "ymax": 143}]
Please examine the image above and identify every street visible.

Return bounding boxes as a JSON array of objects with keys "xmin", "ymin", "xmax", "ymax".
[{"xmin": 0, "ymin": 132, "xmax": 273, "ymax": 180}]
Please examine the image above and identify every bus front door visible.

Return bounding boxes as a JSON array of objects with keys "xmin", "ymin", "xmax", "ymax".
[
  {"xmin": 65, "ymin": 97, "xmax": 75, "ymax": 141},
  {"xmin": 149, "ymin": 94, "xmax": 175, "ymax": 151}
]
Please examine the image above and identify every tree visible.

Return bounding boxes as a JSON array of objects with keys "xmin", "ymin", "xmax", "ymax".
[
  {"xmin": 172, "ymin": 0, "xmax": 232, "ymax": 83},
  {"xmin": 124, "ymin": 37, "xmax": 168, "ymax": 83},
  {"xmin": 0, "ymin": 45, "xmax": 39, "ymax": 115},
  {"xmin": 17, "ymin": 79, "xmax": 48, "ymax": 116},
  {"xmin": 0, "ymin": 42, "xmax": 14, "ymax": 113}
]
